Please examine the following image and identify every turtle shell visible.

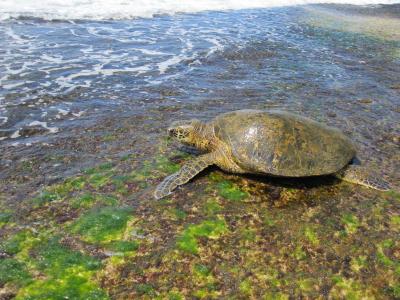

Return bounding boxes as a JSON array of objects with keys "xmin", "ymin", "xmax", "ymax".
[{"xmin": 212, "ymin": 110, "xmax": 356, "ymax": 177}]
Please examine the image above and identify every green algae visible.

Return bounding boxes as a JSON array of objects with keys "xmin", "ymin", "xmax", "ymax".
[
  {"xmin": 102, "ymin": 133, "xmax": 118, "ymax": 142},
  {"xmin": 84, "ymin": 167, "xmax": 98, "ymax": 175},
  {"xmin": 78, "ymin": 163, "xmax": 115, "ymax": 189},
  {"xmin": 131, "ymin": 161, "xmax": 153, "ymax": 181},
  {"xmin": 202, "ymin": 199, "xmax": 222, "ymax": 216},
  {"xmin": 15, "ymin": 274, "xmax": 109, "ymax": 300},
  {"xmin": 71, "ymin": 193, "xmax": 118, "ymax": 209},
  {"xmin": 303, "ymin": 226, "xmax": 319, "ymax": 246},
  {"xmin": 0, "ymin": 258, "xmax": 32, "ymax": 287},
  {"xmin": 132, "ymin": 155, "xmax": 180, "ymax": 182},
  {"xmin": 192, "ymin": 287, "xmax": 219, "ymax": 299},
  {"xmin": 32, "ymin": 176, "xmax": 88, "ymax": 206},
  {"xmin": 297, "ymin": 278, "xmax": 315, "ymax": 293},
  {"xmin": 32, "ymin": 237, "xmax": 102, "ymax": 275},
  {"xmin": 106, "ymin": 240, "xmax": 139, "ymax": 253},
  {"xmin": 390, "ymin": 215, "xmax": 400, "ymax": 230},
  {"xmin": 192, "ymin": 263, "xmax": 217, "ymax": 292},
  {"xmin": 99, "ymin": 195, "xmax": 119, "ymax": 206},
  {"xmin": 391, "ymin": 284, "xmax": 400, "ymax": 299},
  {"xmin": 111, "ymin": 175, "xmax": 133, "ymax": 195},
  {"xmin": 262, "ymin": 268, "xmax": 282, "ymax": 289},
  {"xmin": 67, "ymin": 176, "xmax": 87, "ymax": 189},
  {"xmin": 263, "ymin": 292, "xmax": 289, "ymax": 300},
  {"xmin": 21, "ymin": 160, "xmax": 34, "ymax": 172},
  {"xmin": 155, "ymin": 155, "xmax": 181, "ymax": 174},
  {"xmin": 376, "ymin": 239, "xmax": 397, "ymax": 269},
  {"xmin": 3, "ymin": 231, "xmax": 41, "ymax": 266},
  {"xmin": 263, "ymin": 214, "xmax": 276, "ymax": 227},
  {"xmin": 194, "ymin": 264, "xmax": 211, "ymax": 277},
  {"xmin": 207, "ymin": 171, "xmax": 248, "ymax": 201},
  {"xmin": 98, "ymin": 162, "xmax": 114, "ymax": 171},
  {"xmin": 135, "ymin": 283, "xmax": 156, "ymax": 296},
  {"xmin": 291, "ymin": 245, "xmax": 307, "ymax": 261},
  {"xmin": 70, "ymin": 206, "xmax": 133, "ymax": 243},
  {"xmin": 1, "ymin": 230, "xmax": 32, "ymax": 255},
  {"xmin": 208, "ymin": 172, "xmax": 225, "ymax": 182},
  {"xmin": 350, "ymin": 255, "xmax": 368, "ymax": 273},
  {"xmin": 167, "ymin": 291, "xmax": 184, "ymax": 300},
  {"xmin": 385, "ymin": 190, "xmax": 400, "ymax": 201},
  {"xmin": 0, "ymin": 211, "xmax": 12, "ymax": 228},
  {"xmin": 33, "ymin": 191, "xmax": 59, "ymax": 206},
  {"xmin": 330, "ymin": 275, "xmax": 374, "ymax": 300},
  {"xmin": 341, "ymin": 213, "xmax": 360, "ymax": 235},
  {"xmin": 240, "ymin": 228, "xmax": 257, "ymax": 242},
  {"xmin": 52, "ymin": 177, "xmax": 85, "ymax": 195},
  {"xmin": 239, "ymin": 278, "xmax": 253, "ymax": 295},
  {"xmin": 177, "ymin": 219, "xmax": 227, "ymax": 254},
  {"xmin": 163, "ymin": 206, "xmax": 188, "ymax": 221},
  {"xmin": 216, "ymin": 181, "xmax": 248, "ymax": 201},
  {"xmin": 88, "ymin": 173, "xmax": 111, "ymax": 188},
  {"xmin": 71, "ymin": 193, "xmax": 96, "ymax": 209},
  {"xmin": 173, "ymin": 208, "xmax": 188, "ymax": 221},
  {"xmin": 9, "ymin": 237, "xmax": 108, "ymax": 300}
]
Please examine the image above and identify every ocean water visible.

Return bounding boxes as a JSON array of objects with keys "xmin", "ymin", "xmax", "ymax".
[{"xmin": 0, "ymin": 1, "xmax": 399, "ymax": 188}]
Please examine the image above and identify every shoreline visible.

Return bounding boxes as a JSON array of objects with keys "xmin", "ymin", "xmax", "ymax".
[{"xmin": 305, "ymin": 4, "xmax": 400, "ymax": 41}]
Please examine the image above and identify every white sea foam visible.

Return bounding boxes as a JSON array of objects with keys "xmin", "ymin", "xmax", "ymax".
[
  {"xmin": 0, "ymin": 117, "xmax": 8, "ymax": 125},
  {"xmin": 205, "ymin": 37, "xmax": 225, "ymax": 57},
  {"xmin": 133, "ymin": 48, "xmax": 168, "ymax": 56},
  {"xmin": 4, "ymin": 27, "xmax": 25, "ymax": 43},
  {"xmin": 2, "ymin": 81, "xmax": 30, "ymax": 90},
  {"xmin": 57, "ymin": 109, "xmax": 69, "ymax": 115},
  {"xmin": 72, "ymin": 111, "xmax": 85, "ymax": 117},
  {"xmin": 158, "ymin": 55, "xmax": 186, "ymax": 74},
  {"xmin": 0, "ymin": 0, "xmax": 398, "ymax": 21},
  {"xmin": 10, "ymin": 130, "xmax": 21, "ymax": 139},
  {"xmin": 28, "ymin": 121, "xmax": 59, "ymax": 133},
  {"xmin": 41, "ymin": 54, "xmax": 63, "ymax": 63}
]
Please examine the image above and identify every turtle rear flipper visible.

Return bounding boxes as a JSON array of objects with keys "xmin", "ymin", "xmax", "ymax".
[
  {"xmin": 335, "ymin": 165, "xmax": 391, "ymax": 191},
  {"xmin": 154, "ymin": 152, "xmax": 216, "ymax": 199}
]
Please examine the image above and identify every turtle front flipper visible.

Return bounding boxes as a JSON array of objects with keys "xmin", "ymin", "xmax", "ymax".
[
  {"xmin": 154, "ymin": 152, "xmax": 217, "ymax": 199},
  {"xmin": 335, "ymin": 165, "xmax": 391, "ymax": 191}
]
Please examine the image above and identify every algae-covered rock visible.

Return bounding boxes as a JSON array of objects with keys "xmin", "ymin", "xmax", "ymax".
[
  {"xmin": 1, "ymin": 146, "xmax": 398, "ymax": 299},
  {"xmin": 0, "ymin": 211, "xmax": 12, "ymax": 228},
  {"xmin": 15, "ymin": 275, "xmax": 109, "ymax": 300},
  {"xmin": 70, "ymin": 206, "xmax": 134, "ymax": 244},
  {"xmin": 177, "ymin": 219, "xmax": 228, "ymax": 254},
  {"xmin": 0, "ymin": 258, "xmax": 32, "ymax": 287}
]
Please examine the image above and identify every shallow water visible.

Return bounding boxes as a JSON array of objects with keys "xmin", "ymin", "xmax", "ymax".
[
  {"xmin": 0, "ymin": 3, "xmax": 399, "ymax": 299},
  {"xmin": 1, "ymin": 4, "xmax": 399, "ymax": 190}
]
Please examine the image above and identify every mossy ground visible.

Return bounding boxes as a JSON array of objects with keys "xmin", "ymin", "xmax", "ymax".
[{"xmin": 1, "ymin": 143, "xmax": 399, "ymax": 299}]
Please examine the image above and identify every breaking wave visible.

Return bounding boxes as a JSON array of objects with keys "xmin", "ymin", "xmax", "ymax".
[{"xmin": 1, "ymin": 0, "xmax": 399, "ymax": 21}]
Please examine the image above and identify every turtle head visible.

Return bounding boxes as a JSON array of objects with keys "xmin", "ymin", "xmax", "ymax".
[{"xmin": 168, "ymin": 119, "xmax": 206, "ymax": 148}]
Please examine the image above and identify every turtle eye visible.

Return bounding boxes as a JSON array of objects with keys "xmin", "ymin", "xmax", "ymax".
[{"xmin": 168, "ymin": 128, "xmax": 186, "ymax": 140}]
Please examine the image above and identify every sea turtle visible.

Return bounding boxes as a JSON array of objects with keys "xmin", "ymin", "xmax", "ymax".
[{"xmin": 154, "ymin": 109, "xmax": 390, "ymax": 199}]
